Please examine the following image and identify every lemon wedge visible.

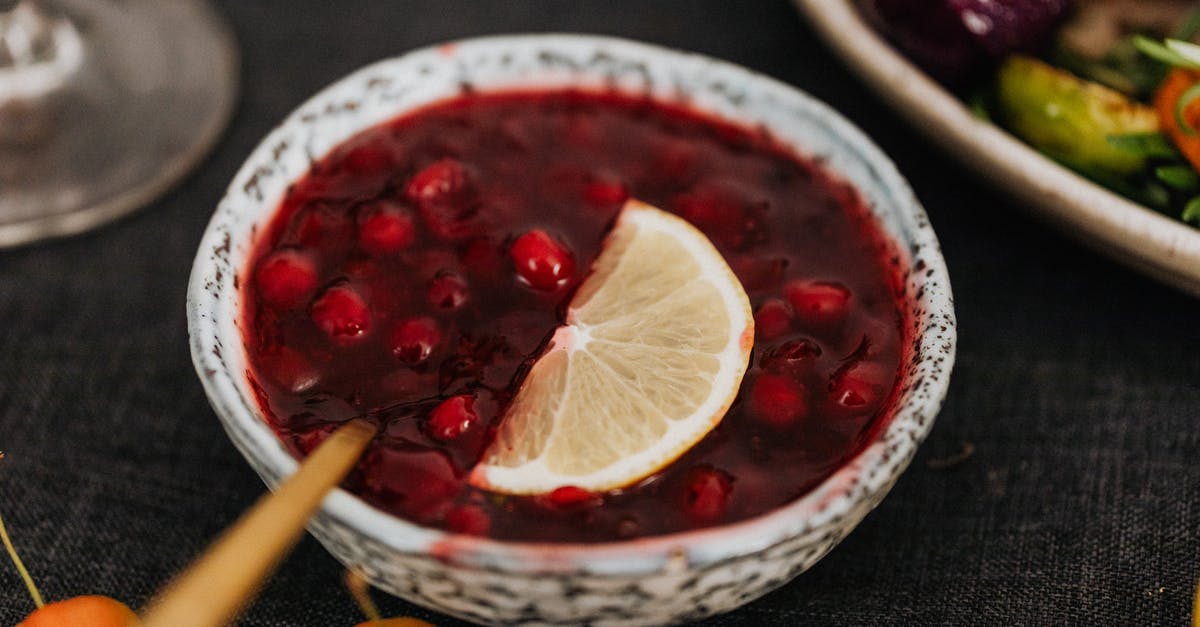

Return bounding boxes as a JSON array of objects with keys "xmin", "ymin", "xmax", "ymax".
[{"xmin": 470, "ymin": 199, "xmax": 754, "ymax": 494}]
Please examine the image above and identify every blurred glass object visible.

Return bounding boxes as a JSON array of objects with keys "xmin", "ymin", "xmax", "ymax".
[{"xmin": 0, "ymin": 0, "xmax": 237, "ymax": 247}]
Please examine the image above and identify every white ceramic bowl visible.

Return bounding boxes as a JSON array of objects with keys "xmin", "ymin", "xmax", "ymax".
[{"xmin": 187, "ymin": 34, "xmax": 956, "ymax": 626}]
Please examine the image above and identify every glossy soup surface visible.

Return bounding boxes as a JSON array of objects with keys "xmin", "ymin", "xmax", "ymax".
[{"xmin": 242, "ymin": 90, "xmax": 906, "ymax": 542}]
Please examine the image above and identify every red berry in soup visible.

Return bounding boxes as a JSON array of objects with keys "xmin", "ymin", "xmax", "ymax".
[
  {"xmin": 749, "ymin": 373, "xmax": 809, "ymax": 428},
  {"xmin": 357, "ymin": 201, "xmax": 417, "ymax": 255},
  {"xmin": 389, "ymin": 317, "xmax": 442, "ymax": 365},
  {"xmin": 510, "ymin": 229, "xmax": 576, "ymax": 291},
  {"xmin": 426, "ymin": 394, "xmax": 478, "ymax": 441},
  {"xmin": 426, "ymin": 272, "xmax": 469, "ymax": 311},
  {"xmin": 753, "ymin": 298, "xmax": 794, "ymax": 340},
  {"xmin": 542, "ymin": 486, "xmax": 603, "ymax": 509},
  {"xmin": 310, "ymin": 283, "xmax": 372, "ymax": 341},
  {"xmin": 582, "ymin": 177, "xmax": 629, "ymax": 209},
  {"xmin": 683, "ymin": 466, "xmax": 734, "ymax": 523},
  {"xmin": 760, "ymin": 338, "xmax": 822, "ymax": 372},
  {"xmin": 445, "ymin": 504, "xmax": 492, "ymax": 536},
  {"xmin": 256, "ymin": 249, "xmax": 319, "ymax": 308},
  {"xmin": 407, "ymin": 158, "xmax": 479, "ymax": 240},
  {"xmin": 785, "ymin": 280, "xmax": 852, "ymax": 329}
]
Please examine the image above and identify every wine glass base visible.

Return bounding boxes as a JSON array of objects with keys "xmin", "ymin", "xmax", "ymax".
[{"xmin": 0, "ymin": 0, "xmax": 238, "ymax": 248}]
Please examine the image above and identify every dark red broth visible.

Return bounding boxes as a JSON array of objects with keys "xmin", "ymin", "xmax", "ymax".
[{"xmin": 241, "ymin": 90, "xmax": 907, "ymax": 542}]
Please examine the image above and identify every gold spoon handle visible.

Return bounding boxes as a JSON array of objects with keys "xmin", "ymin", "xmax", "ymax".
[{"xmin": 139, "ymin": 418, "xmax": 376, "ymax": 627}]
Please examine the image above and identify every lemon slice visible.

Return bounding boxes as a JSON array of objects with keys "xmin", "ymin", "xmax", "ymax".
[{"xmin": 470, "ymin": 199, "xmax": 754, "ymax": 494}]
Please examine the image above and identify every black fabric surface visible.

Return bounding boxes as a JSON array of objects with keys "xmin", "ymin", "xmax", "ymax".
[{"xmin": 1, "ymin": 1, "xmax": 1198, "ymax": 625}]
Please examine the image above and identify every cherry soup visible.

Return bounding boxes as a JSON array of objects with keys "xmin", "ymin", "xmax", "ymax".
[{"xmin": 242, "ymin": 90, "xmax": 907, "ymax": 542}]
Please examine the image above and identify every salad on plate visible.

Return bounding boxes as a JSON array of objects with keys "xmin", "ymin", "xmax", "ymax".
[{"xmin": 860, "ymin": 0, "xmax": 1200, "ymax": 228}]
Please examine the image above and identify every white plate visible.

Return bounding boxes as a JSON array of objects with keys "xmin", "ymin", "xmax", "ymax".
[{"xmin": 797, "ymin": 0, "xmax": 1200, "ymax": 296}]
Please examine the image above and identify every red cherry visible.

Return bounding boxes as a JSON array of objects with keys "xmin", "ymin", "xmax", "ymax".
[
  {"xmin": 19, "ymin": 596, "xmax": 138, "ymax": 627},
  {"xmin": 406, "ymin": 159, "xmax": 478, "ymax": 240},
  {"xmin": 760, "ymin": 338, "xmax": 822, "ymax": 372},
  {"xmin": 748, "ymin": 373, "xmax": 808, "ymax": 428},
  {"xmin": 427, "ymin": 394, "xmax": 478, "ymax": 441},
  {"xmin": 310, "ymin": 283, "xmax": 372, "ymax": 340},
  {"xmin": 445, "ymin": 504, "xmax": 491, "ymax": 536},
  {"xmin": 683, "ymin": 466, "xmax": 733, "ymax": 522},
  {"xmin": 829, "ymin": 370, "xmax": 886, "ymax": 417},
  {"xmin": 542, "ymin": 486, "xmax": 602, "ymax": 509},
  {"xmin": 427, "ymin": 271, "xmax": 469, "ymax": 310},
  {"xmin": 357, "ymin": 202, "xmax": 416, "ymax": 255},
  {"xmin": 389, "ymin": 317, "xmax": 442, "ymax": 365},
  {"xmin": 285, "ymin": 204, "xmax": 351, "ymax": 248},
  {"xmin": 583, "ymin": 178, "xmax": 628, "ymax": 208},
  {"xmin": 784, "ymin": 280, "xmax": 851, "ymax": 328},
  {"xmin": 753, "ymin": 298, "xmax": 793, "ymax": 340},
  {"xmin": 256, "ymin": 249, "xmax": 319, "ymax": 308},
  {"xmin": 510, "ymin": 229, "xmax": 575, "ymax": 290},
  {"xmin": 407, "ymin": 158, "xmax": 470, "ymax": 205},
  {"xmin": 833, "ymin": 378, "xmax": 871, "ymax": 408},
  {"xmin": 262, "ymin": 346, "xmax": 320, "ymax": 394}
]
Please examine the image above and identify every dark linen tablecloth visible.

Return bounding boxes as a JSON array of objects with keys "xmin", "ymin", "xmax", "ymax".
[{"xmin": 1, "ymin": 2, "xmax": 1198, "ymax": 625}]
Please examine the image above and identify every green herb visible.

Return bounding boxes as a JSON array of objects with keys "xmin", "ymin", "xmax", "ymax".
[
  {"xmin": 1141, "ymin": 182, "xmax": 1174, "ymax": 210},
  {"xmin": 1137, "ymin": 180, "xmax": 1172, "ymax": 210},
  {"xmin": 1106, "ymin": 133, "xmax": 1181, "ymax": 159},
  {"xmin": 1133, "ymin": 36, "xmax": 1200, "ymax": 70},
  {"xmin": 1176, "ymin": 82, "xmax": 1200, "ymax": 135},
  {"xmin": 1051, "ymin": 41, "xmax": 1166, "ymax": 98},
  {"xmin": 1051, "ymin": 47, "xmax": 1134, "ymax": 95},
  {"xmin": 1167, "ymin": 39, "xmax": 1200, "ymax": 67},
  {"xmin": 1088, "ymin": 171, "xmax": 1172, "ymax": 210},
  {"xmin": 1155, "ymin": 164, "xmax": 1200, "ymax": 190},
  {"xmin": 1184, "ymin": 196, "xmax": 1200, "ymax": 224},
  {"xmin": 1081, "ymin": 64, "xmax": 1139, "ymax": 95}
]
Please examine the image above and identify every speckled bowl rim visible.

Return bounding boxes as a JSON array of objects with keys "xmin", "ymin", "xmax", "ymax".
[{"xmin": 187, "ymin": 33, "xmax": 956, "ymax": 575}]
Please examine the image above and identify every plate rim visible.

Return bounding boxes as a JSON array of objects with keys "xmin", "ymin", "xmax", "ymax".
[{"xmin": 796, "ymin": 0, "xmax": 1200, "ymax": 297}]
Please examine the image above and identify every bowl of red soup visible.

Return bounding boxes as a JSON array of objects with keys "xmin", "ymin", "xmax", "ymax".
[{"xmin": 188, "ymin": 34, "xmax": 956, "ymax": 625}]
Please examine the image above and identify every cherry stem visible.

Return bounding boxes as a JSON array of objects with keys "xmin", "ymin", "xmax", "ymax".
[
  {"xmin": 344, "ymin": 569, "xmax": 383, "ymax": 625},
  {"xmin": 0, "ymin": 507, "xmax": 44, "ymax": 609}
]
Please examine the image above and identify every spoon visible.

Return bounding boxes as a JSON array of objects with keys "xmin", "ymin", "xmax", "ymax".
[{"xmin": 139, "ymin": 418, "xmax": 376, "ymax": 627}]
